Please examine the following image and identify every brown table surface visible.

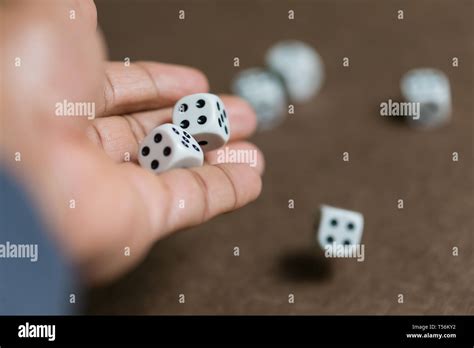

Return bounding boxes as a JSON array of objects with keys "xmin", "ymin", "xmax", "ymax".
[{"xmin": 87, "ymin": 0, "xmax": 473, "ymax": 314}]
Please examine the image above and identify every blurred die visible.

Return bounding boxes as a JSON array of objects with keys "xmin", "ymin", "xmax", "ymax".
[
  {"xmin": 231, "ymin": 68, "xmax": 288, "ymax": 131},
  {"xmin": 400, "ymin": 68, "xmax": 452, "ymax": 129},
  {"xmin": 265, "ymin": 40, "xmax": 325, "ymax": 103}
]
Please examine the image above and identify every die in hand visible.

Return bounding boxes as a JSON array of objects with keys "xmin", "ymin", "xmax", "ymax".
[
  {"xmin": 172, "ymin": 93, "xmax": 230, "ymax": 152},
  {"xmin": 138, "ymin": 123, "xmax": 204, "ymax": 174}
]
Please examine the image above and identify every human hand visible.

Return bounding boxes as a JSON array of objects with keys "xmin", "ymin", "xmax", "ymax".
[{"xmin": 1, "ymin": 0, "xmax": 263, "ymax": 283}]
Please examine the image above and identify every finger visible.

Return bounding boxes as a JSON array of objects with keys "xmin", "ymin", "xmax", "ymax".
[
  {"xmin": 82, "ymin": 161, "xmax": 262, "ymax": 283},
  {"xmin": 72, "ymin": 0, "xmax": 97, "ymax": 31},
  {"xmin": 217, "ymin": 95, "xmax": 258, "ymax": 140},
  {"xmin": 125, "ymin": 162, "xmax": 262, "ymax": 239},
  {"xmin": 87, "ymin": 96, "xmax": 257, "ymax": 162},
  {"xmin": 205, "ymin": 141, "xmax": 265, "ymax": 175},
  {"xmin": 6, "ymin": 0, "xmax": 96, "ymax": 31},
  {"xmin": 97, "ymin": 61, "xmax": 209, "ymax": 117}
]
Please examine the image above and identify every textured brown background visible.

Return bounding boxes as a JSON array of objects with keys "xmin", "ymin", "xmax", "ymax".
[{"xmin": 87, "ymin": 0, "xmax": 473, "ymax": 314}]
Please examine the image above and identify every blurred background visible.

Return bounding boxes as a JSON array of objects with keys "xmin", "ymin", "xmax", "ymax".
[{"xmin": 87, "ymin": 0, "xmax": 473, "ymax": 314}]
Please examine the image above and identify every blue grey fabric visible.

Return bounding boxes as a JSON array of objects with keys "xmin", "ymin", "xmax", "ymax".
[{"xmin": 0, "ymin": 167, "xmax": 80, "ymax": 314}]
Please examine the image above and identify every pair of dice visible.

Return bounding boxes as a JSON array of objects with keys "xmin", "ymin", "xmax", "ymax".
[
  {"xmin": 232, "ymin": 40, "xmax": 324, "ymax": 131},
  {"xmin": 138, "ymin": 93, "xmax": 230, "ymax": 174}
]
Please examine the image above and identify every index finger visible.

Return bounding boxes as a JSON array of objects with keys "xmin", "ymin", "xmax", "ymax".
[{"xmin": 97, "ymin": 61, "xmax": 210, "ymax": 117}]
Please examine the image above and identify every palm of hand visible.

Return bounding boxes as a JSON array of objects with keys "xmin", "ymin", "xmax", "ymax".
[{"xmin": 2, "ymin": 0, "xmax": 263, "ymax": 283}]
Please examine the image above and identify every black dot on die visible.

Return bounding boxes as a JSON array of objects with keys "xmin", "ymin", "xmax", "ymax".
[
  {"xmin": 330, "ymin": 218, "xmax": 338, "ymax": 227},
  {"xmin": 343, "ymin": 240, "xmax": 351, "ymax": 246},
  {"xmin": 183, "ymin": 131, "xmax": 191, "ymax": 139},
  {"xmin": 181, "ymin": 141, "xmax": 189, "ymax": 148},
  {"xmin": 196, "ymin": 99, "xmax": 205, "ymax": 108},
  {"xmin": 154, "ymin": 133, "xmax": 162, "ymax": 143},
  {"xmin": 223, "ymin": 110, "xmax": 227, "ymax": 118},
  {"xmin": 182, "ymin": 136, "xmax": 190, "ymax": 143},
  {"xmin": 141, "ymin": 146, "xmax": 150, "ymax": 156},
  {"xmin": 172, "ymin": 127, "xmax": 180, "ymax": 135},
  {"xmin": 198, "ymin": 140, "xmax": 208, "ymax": 146},
  {"xmin": 163, "ymin": 147, "xmax": 171, "ymax": 156},
  {"xmin": 192, "ymin": 144, "xmax": 200, "ymax": 152},
  {"xmin": 151, "ymin": 160, "xmax": 159, "ymax": 170},
  {"xmin": 220, "ymin": 114, "xmax": 224, "ymax": 123},
  {"xmin": 224, "ymin": 126, "xmax": 228, "ymax": 135},
  {"xmin": 197, "ymin": 115, "xmax": 207, "ymax": 125},
  {"xmin": 179, "ymin": 103, "xmax": 188, "ymax": 112},
  {"xmin": 326, "ymin": 236, "xmax": 334, "ymax": 244},
  {"xmin": 347, "ymin": 222, "xmax": 355, "ymax": 231},
  {"xmin": 216, "ymin": 102, "xmax": 220, "ymax": 110},
  {"xmin": 218, "ymin": 118, "xmax": 222, "ymax": 127},
  {"xmin": 180, "ymin": 120, "xmax": 190, "ymax": 129}
]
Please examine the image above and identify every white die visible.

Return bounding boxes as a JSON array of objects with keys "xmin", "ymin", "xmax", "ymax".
[
  {"xmin": 138, "ymin": 123, "xmax": 203, "ymax": 174},
  {"xmin": 231, "ymin": 68, "xmax": 287, "ymax": 131},
  {"xmin": 265, "ymin": 40, "xmax": 324, "ymax": 102},
  {"xmin": 316, "ymin": 205, "xmax": 364, "ymax": 249},
  {"xmin": 172, "ymin": 93, "xmax": 230, "ymax": 152},
  {"xmin": 400, "ymin": 68, "xmax": 451, "ymax": 129}
]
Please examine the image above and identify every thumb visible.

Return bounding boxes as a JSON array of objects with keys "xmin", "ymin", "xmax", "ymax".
[{"xmin": 2, "ymin": 0, "xmax": 106, "ymax": 150}]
